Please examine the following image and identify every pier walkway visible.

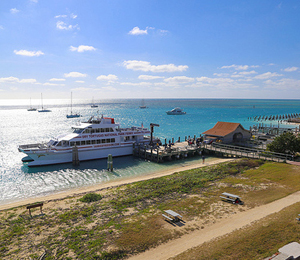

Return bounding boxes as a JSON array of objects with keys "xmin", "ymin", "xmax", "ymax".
[
  {"xmin": 133, "ymin": 142, "xmax": 202, "ymax": 162},
  {"xmin": 204, "ymin": 143, "xmax": 293, "ymax": 162},
  {"xmin": 133, "ymin": 141, "xmax": 293, "ymax": 163}
]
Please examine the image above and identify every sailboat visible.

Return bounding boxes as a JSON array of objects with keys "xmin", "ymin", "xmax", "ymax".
[
  {"xmin": 91, "ymin": 97, "xmax": 98, "ymax": 108},
  {"xmin": 27, "ymin": 98, "xmax": 37, "ymax": 111},
  {"xmin": 66, "ymin": 92, "xmax": 81, "ymax": 118},
  {"xmin": 38, "ymin": 93, "xmax": 51, "ymax": 112},
  {"xmin": 139, "ymin": 99, "xmax": 147, "ymax": 109}
]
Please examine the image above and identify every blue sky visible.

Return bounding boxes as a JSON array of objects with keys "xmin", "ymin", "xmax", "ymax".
[{"xmin": 0, "ymin": 0, "xmax": 300, "ymax": 99}]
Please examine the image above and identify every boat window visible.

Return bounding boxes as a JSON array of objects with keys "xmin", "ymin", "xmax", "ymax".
[
  {"xmin": 107, "ymin": 139, "xmax": 111, "ymax": 143},
  {"xmin": 84, "ymin": 129, "xmax": 90, "ymax": 134},
  {"xmin": 56, "ymin": 141, "xmax": 62, "ymax": 146},
  {"xmin": 97, "ymin": 139, "xmax": 101, "ymax": 144},
  {"xmin": 62, "ymin": 141, "xmax": 69, "ymax": 146},
  {"xmin": 105, "ymin": 128, "xmax": 109, "ymax": 132},
  {"xmin": 86, "ymin": 140, "xmax": 91, "ymax": 145},
  {"xmin": 91, "ymin": 140, "xmax": 96, "ymax": 144},
  {"xmin": 76, "ymin": 141, "xmax": 80, "ymax": 146},
  {"xmin": 96, "ymin": 128, "xmax": 100, "ymax": 133},
  {"xmin": 102, "ymin": 139, "xmax": 106, "ymax": 143},
  {"xmin": 73, "ymin": 128, "xmax": 83, "ymax": 134},
  {"xmin": 81, "ymin": 141, "xmax": 85, "ymax": 145},
  {"xmin": 70, "ymin": 142, "xmax": 75, "ymax": 146},
  {"xmin": 111, "ymin": 138, "xmax": 115, "ymax": 143},
  {"xmin": 110, "ymin": 128, "xmax": 113, "ymax": 132},
  {"xmin": 101, "ymin": 128, "xmax": 105, "ymax": 133},
  {"xmin": 91, "ymin": 129, "xmax": 95, "ymax": 134}
]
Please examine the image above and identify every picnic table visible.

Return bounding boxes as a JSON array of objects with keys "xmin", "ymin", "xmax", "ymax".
[
  {"xmin": 162, "ymin": 209, "xmax": 183, "ymax": 222},
  {"xmin": 220, "ymin": 192, "xmax": 243, "ymax": 205}
]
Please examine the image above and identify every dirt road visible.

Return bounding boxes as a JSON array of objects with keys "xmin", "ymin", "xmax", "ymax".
[{"xmin": 129, "ymin": 191, "xmax": 300, "ymax": 260}]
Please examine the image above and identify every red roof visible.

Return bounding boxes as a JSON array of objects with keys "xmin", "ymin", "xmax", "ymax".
[{"xmin": 202, "ymin": 121, "xmax": 249, "ymax": 137}]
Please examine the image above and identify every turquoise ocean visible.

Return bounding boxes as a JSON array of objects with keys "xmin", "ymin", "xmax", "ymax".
[{"xmin": 0, "ymin": 98, "xmax": 299, "ymax": 206}]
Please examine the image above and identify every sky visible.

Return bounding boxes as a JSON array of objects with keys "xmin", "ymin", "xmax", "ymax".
[{"xmin": 0, "ymin": 0, "xmax": 300, "ymax": 100}]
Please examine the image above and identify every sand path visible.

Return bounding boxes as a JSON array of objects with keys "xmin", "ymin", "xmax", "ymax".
[{"xmin": 129, "ymin": 191, "xmax": 300, "ymax": 260}]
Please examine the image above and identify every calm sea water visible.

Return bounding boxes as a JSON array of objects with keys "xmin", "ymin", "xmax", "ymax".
[{"xmin": 0, "ymin": 98, "xmax": 299, "ymax": 206}]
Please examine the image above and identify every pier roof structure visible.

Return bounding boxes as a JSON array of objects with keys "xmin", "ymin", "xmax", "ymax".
[{"xmin": 203, "ymin": 122, "xmax": 251, "ymax": 143}]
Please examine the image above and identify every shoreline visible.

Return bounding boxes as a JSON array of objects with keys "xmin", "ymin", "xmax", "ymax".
[{"xmin": 0, "ymin": 157, "xmax": 233, "ymax": 211}]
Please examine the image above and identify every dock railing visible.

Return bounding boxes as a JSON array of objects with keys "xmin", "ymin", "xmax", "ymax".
[{"xmin": 204, "ymin": 142, "xmax": 293, "ymax": 162}]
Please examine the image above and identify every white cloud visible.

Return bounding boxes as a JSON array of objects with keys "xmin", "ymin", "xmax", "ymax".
[
  {"xmin": 120, "ymin": 82, "xmax": 151, "ymax": 87},
  {"xmin": 283, "ymin": 67, "xmax": 299, "ymax": 72},
  {"xmin": 0, "ymin": 77, "xmax": 38, "ymax": 84},
  {"xmin": 70, "ymin": 45, "xmax": 96, "ymax": 52},
  {"xmin": 55, "ymin": 13, "xmax": 77, "ymax": 19},
  {"xmin": 56, "ymin": 21, "xmax": 79, "ymax": 30},
  {"xmin": 10, "ymin": 8, "xmax": 19, "ymax": 14},
  {"xmin": 221, "ymin": 64, "xmax": 259, "ymax": 70},
  {"xmin": 19, "ymin": 79, "xmax": 37, "ymax": 83},
  {"xmin": 55, "ymin": 15, "xmax": 67, "ymax": 19},
  {"xmin": 123, "ymin": 60, "xmax": 188, "ymax": 72},
  {"xmin": 264, "ymin": 78, "xmax": 300, "ymax": 90},
  {"xmin": 0, "ymin": 76, "xmax": 19, "ymax": 83},
  {"xmin": 213, "ymin": 73, "xmax": 230, "ymax": 77},
  {"xmin": 96, "ymin": 74, "xmax": 118, "ymax": 81},
  {"xmin": 14, "ymin": 50, "xmax": 44, "ymax": 57},
  {"xmin": 128, "ymin": 27, "xmax": 148, "ymax": 35},
  {"xmin": 138, "ymin": 75, "xmax": 164, "ymax": 80},
  {"xmin": 196, "ymin": 77, "xmax": 234, "ymax": 84},
  {"xmin": 64, "ymin": 72, "xmax": 87, "ymax": 78},
  {"xmin": 158, "ymin": 29, "xmax": 169, "ymax": 34},
  {"xmin": 49, "ymin": 78, "xmax": 66, "ymax": 82},
  {"xmin": 164, "ymin": 76, "xmax": 195, "ymax": 84},
  {"xmin": 231, "ymin": 70, "xmax": 257, "ymax": 78},
  {"xmin": 254, "ymin": 72, "xmax": 283, "ymax": 80},
  {"xmin": 43, "ymin": 82, "xmax": 65, "ymax": 86}
]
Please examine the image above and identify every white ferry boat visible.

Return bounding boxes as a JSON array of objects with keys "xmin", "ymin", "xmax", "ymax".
[
  {"xmin": 166, "ymin": 107, "xmax": 186, "ymax": 115},
  {"xmin": 18, "ymin": 115, "xmax": 152, "ymax": 167}
]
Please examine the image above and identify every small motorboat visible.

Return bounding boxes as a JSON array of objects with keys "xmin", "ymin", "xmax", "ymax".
[{"xmin": 166, "ymin": 107, "xmax": 186, "ymax": 115}]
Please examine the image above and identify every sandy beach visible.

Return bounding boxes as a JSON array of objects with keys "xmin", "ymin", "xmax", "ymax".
[{"xmin": 0, "ymin": 157, "xmax": 233, "ymax": 212}]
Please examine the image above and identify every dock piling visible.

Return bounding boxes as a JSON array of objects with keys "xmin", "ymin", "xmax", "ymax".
[{"xmin": 72, "ymin": 145, "xmax": 80, "ymax": 166}]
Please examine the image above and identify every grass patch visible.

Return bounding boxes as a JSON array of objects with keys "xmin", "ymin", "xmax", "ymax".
[
  {"xmin": 78, "ymin": 193, "xmax": 102, "ymax": 203},
  {"xmin": 2, "ymin": 159, "xmax": 300, "ymax": 259},
  {"xmin": 172, "ymin": 202, "xmax": 300, "ymax": 260}
]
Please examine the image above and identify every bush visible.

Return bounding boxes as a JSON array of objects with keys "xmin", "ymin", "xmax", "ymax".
[{"xmin": 79, "ymin": 193, "xmax": 102, "ymax": 203}]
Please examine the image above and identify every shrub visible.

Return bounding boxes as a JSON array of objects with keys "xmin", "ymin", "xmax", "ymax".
[{"xmin": 79, "ymin": 193, "xmax": 102, "ymax": 203}]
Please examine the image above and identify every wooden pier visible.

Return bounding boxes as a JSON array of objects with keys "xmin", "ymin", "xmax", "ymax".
[
  {"xmin": 203, "ymin": 143, "xmax": 293, "ymax": 162},
  {"xmin": 133, "ymin": 141, "xmax": 293, "ymax": 163},
  {"xmin": 133, "ymin": 142, "xmax": 203, "ymax": 162}
]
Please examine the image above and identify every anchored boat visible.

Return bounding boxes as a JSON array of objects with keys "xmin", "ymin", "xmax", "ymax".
[
  {"xmin": 19, "ymin": 115, "xmax": 153, "ymax": 167},
  {"xmin": 166, "ymin": 107, "xmax": 186, "ymax": 115}
]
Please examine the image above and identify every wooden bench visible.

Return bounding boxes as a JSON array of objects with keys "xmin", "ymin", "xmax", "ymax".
[
  {"xmin": 220, "ymin": 192, "xmax": 243, "ymax": 205},
  {"xmin": 26, "ymin": 203, "xmax": 44, "ymax": 217}
]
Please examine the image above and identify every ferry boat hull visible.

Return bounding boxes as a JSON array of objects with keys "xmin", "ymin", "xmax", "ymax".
[
  {"xmin": 20, "ymin": 143, "xmax": 136, "ymax": 167},
  {"xmin": 19, "ymin": 115, "xmax": 153, "ymax": 167}
]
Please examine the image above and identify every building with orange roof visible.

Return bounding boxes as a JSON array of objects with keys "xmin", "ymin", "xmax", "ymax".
[{"xmin": 202, "ymin": 121, "xmax": 251, "ymax": 144}]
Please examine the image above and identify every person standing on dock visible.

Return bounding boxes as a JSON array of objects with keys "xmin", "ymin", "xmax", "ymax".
[{"xmin": 202, "ymin": 155, "xmax": 205, "ymax": 164}]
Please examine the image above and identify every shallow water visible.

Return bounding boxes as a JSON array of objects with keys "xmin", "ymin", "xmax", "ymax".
[{"xmin": 0, "ymin": 98, "xmax": 299, "ymax": 205}]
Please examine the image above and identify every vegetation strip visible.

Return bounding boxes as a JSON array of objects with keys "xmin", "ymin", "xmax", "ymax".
[{"xmin": 1, "ymin": 159, "xmax": 300, "ymax": 259}]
